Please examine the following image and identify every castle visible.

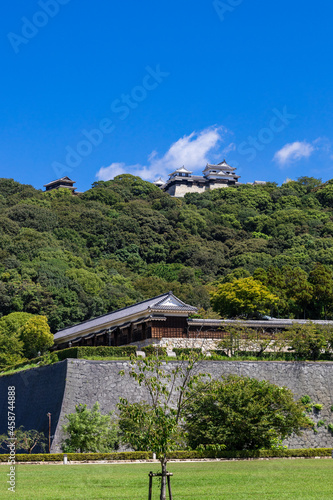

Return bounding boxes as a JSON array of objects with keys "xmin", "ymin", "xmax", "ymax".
[
  {"xmin": 153, "ymin": 159, "xmax": 240, "ymax": 197},
  {"xmin": 44, "ymin": 160, "xmax": 265, "ymax": 197}
]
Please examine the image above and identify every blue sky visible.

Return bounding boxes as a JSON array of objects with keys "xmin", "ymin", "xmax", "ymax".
[{"xmin": 1, "ymin": 0, "xmax": 333, "ymax": 192}]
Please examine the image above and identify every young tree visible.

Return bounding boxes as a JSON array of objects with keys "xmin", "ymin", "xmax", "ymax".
[
  {"xmin": 62, "ymin": 402, "xmax": 118, "ymax": 453},
  {"xmin": 218, "ymin": 324, "xmax": 278, "ymax": 358},
  {"xmin": 118, "ymin": 351, "xmax": 207, "ymax": 500},
  {"xmin": 283, "ymin": 323, "xmax": 331, "ymax": 360},
  {"xmin": 183, "ymin": 375, "xmax": 312, "ymax": 450},
  {"xmin": 217, "ymin": 324, "xmax": 245, "ymax": 356}
]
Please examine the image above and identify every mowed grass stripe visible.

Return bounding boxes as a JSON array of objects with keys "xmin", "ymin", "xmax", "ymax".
[{"xmin": 1, "ymin": 459, "xmax": 333, "ymax": 499}]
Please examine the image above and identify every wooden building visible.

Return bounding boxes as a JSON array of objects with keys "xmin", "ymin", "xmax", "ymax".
[
  {"xmin": 53, "ymin": 292, "xmax": 197, "ymax": 349},
  {"xmin": 53, "ymin": 292, "xmax": 333, "ymax": 350},
  {"xmin": 44, "ymin": 176, "xmax": 77, "ymax": 193}
]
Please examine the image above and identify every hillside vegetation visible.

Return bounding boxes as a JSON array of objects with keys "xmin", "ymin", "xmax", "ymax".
[{"xmin": 1, "ymin": 174, "xmax": 333, "ymax": 331}]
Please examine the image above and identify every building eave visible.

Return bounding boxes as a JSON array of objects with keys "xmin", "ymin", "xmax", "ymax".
[{"xmin": 54, "ymin": 292, "xmax": 197, "ymax": 344}]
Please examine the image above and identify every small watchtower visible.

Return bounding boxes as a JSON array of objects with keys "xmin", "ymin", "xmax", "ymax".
[{"xmin": 44, "ymin": 177, "xmax": 77, "ymax": 193}]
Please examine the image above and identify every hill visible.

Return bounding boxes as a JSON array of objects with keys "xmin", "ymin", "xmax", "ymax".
[{"xmin": 1, "ymin": 174, "xmax": 333, "ymax": 331}]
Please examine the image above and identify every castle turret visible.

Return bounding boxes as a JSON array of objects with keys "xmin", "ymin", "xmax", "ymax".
[
  {"xmin": 203, "ymin": 159, "xmax": 240, "ymax": 185},
  {"xmin": 168, "ymin": 166, "xmax": 193, "ymax": 179},
  {"xmin": 153, "ymin": 177, "xmax": 165, "ymax": 188}
]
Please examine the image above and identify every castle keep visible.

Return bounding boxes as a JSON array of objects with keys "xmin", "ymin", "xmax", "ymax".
[{"xmin": 154, "ymin": 159, "xmax": 241, "ymax": 197}]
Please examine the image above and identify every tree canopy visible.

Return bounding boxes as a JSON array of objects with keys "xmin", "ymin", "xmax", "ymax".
[
  {"xmin": 1, "ymin": 175, "xmax": 333, "ymax": 331},
  {"xmin": 211, "ymin": 277, "xmax": 278, "ymax": 318},
  {"xmin": 183, "ymin": 375, "xmax": 312, "ymax": 450},
  {"xmin": 0, "ymin": 311, "xmax": 53, "ymax": 367},
  {"xmin": 62, "ymin": 402, "xmax": 118, "ymax": 453}
]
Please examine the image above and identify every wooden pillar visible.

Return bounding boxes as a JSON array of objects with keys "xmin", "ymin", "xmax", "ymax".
[
  {"xmin": 128, "ymin": 323, "xmax": 133, "ymax": 344},
  {"xmin": 167, "ymin": 475, "xmax": 173, "ymax": 500},
  {"xmin": 148, "ymin": 472, "xmax": 153, "ymax": 500},
  {"xmin": 147, "ymin": 471, "xmax": 173, "ymax": 500}
]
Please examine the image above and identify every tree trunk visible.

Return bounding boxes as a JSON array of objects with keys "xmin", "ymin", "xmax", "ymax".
[{"xmin": 160, "ymin": 457, "xmax": 167, "ymax": 500}]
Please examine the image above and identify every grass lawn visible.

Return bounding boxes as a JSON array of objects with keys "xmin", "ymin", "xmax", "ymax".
[{"xmin": 1, "ymin": 459, "xmax": 333, "ymax": 499}]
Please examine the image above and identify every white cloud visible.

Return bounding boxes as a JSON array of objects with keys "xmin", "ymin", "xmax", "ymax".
[
  {"xmin": 96, "ymin": 126, "xmax": 226, "ymax": 182},
  {"xmin": 273, "ymin": 141, "xmax": 315, "ymax": 167},
  {"xmin": 222, "ymin": 142, "xmax": 236, "ymax": 155},
  {"xmin": 96, "ymin": 162, "xmax": 137, "ymax": 181}
]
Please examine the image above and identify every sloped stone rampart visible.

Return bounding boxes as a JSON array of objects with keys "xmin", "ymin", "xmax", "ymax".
[
  {"xmin": 0, "ymin": 361, "xmax": 67, "ymax": 449},
  {"xmin": 1, "ymin": 359, "xmax": 333, "ymax": 452}
]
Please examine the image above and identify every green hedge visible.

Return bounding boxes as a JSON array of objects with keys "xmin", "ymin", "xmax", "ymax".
[
  {"xmin": 167, "ymin": 448, "xmax": 333, "ymax": 459},
  {"xmin": 56, "ymin": 348, "xmax": 79, "ymax": 361},
  {"xmin": 0, "ymin": 451, "xmax": 151, "ymax": 462},
  {"xmin": 141, "ymin": 346, "xmax": 167, "ymax": 356},
  {"xmin": 173, "ymin": 348, "xmax": 202, "ymax": 356},
  {"xmin": 2, "ymin": 448, "xmax": 332, "ymax": 462},
  {"xmin": 56, "ymin": 346, "xmax": 137, "ymax": 361}
]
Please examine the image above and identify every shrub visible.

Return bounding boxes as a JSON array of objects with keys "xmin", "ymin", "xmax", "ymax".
[
  {"xmin": 1, "ymin": 448, "xmax": 332, "ymax": 462},
  {"xmin": 0, "ymin": 451, "xmax": 151, "ymax": 462},
  {"xmin": 301, "ymin": 395, "xmax": 312, "ymax": 405},
  {"xmin": 62, "ymin": 402, "xmax": 119, "ymax": 453},
  {"xmin": 141, "ymin": 345, "xmax": 167, "ymax": 357},
  {"xmin": 56, "ymin": 346, "xmax": 137, "ymax": 361},
  {"xmin": 56, "ymin": 348, "xmax": 79, "ymax": 361},
  {"xmin": 78, "ymin": 346, "xmax": 137, "ymax": 357},
  {"xmin": 184, "ymin": 375, "xmax": 312, "ymax": 450},
  {"xmin": 173, "ymin": 348, "xmax": 202, "ymax": 356},
  {"xmin": 300, "ymin": 395, "xmax": 313, "ymax": 413}
]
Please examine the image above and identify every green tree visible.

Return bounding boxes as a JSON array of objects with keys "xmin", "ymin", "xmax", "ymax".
[
  {"xmin": 118, "ymin": 351, "xmax": 206, "ymax": 500},
  {"xmin": 19, "ymin": 315, "xmax": 54, "ymax": 358},
  {"xmin": 309, "ymin": 264, "xmax": 333, "ymax": 319},
  {"xmin": 62, "ymin": 402, "xmax": 118, "ymax": 453},
  {"xmin": 283, "ymin": 323, "xmax": 331, "ymax": 360},
  {"xmin": 184, "ymin": 375, "xmax": 311, "ymax": 450},
  {"xmin": 218, "ymin": 325, "xmax": 276, "ymax": 357},
  {"xmin": 0, "ymin": 312, "xmax": 53, "ymax": 360},
  {"xmin": 217, "ymin": 324, "xmax": 245, "ymax": 356},
  {"xmin": 0, "ymin": 327, "xmax": 24, "ymax": 369},
  {"xmin": 211, "ymin": 277, "xmax": 278, "ymax": 318},
  {"xmin": 0, "ymin": 311, "xmax": 33, "ymax": 334},
  {"xmin": 283, "ymin": 267, "xmax": 313, "ymax": 318},
  {"xmin": 0, "ymin": 426, "xmax": 47, "ymax": 454},
  {"xmin": 0, "ymin": 312, "xmax": 32, "ymax": 368}
]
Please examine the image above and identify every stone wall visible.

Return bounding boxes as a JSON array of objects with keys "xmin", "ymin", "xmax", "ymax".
[
  {"xmin": 0, "ymin": 361, "xmax": 67, "ymax": 450},
  {"xmin": 2, "ymin": 359, "xmax": 333, "ymax": 452},
  {"xmin": 129, "ymin": 337, "xmax": 220, "ymax": 351}
]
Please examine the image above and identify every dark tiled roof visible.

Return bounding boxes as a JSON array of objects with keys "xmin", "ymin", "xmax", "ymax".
[{"xmin": 54, "ymin": 292, "xmax": 197, "ymax": 341}]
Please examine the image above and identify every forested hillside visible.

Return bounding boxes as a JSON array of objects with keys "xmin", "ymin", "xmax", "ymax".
[{"xmin": 1, "ymin": 174, "xmax": 333, "ymax": 331}]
